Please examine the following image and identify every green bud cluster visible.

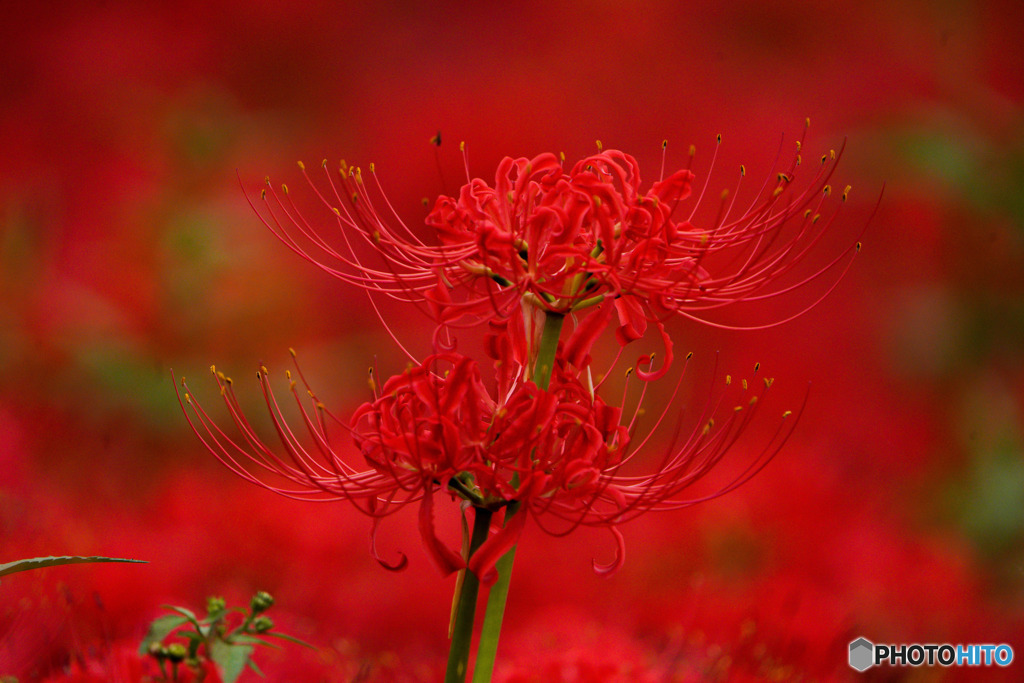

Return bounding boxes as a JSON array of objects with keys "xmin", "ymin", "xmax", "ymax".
[{"xmin": 250, "ymin": 590, "xmax": 274, "ymax": 614}]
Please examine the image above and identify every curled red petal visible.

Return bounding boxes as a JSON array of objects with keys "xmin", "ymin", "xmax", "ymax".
[
  {"xmin": 635, "ymin": 319, "xmax": 674, "ymax": 381},
  {"xmin": 613, "ymin": 294, "xmax": 647, "ymax": 346},
  {"xmin": 563, "ymin": 299, "xmax": 613, "ymax": 368},
  {"xmin": 467, "ymin": 505, "xmax": 528, "ymax": 586},
  {"xmin": 592, "ymin": 525, "xmax": 626, "ymax": 578},
  {"xmin": 370, "ymin": 516, "xmax": 408, "ymax": 572},
  {"xmin": 419, "ymin": 485, "xmax": 466, "ymax": 576},
  {"xmin": 649, "ymin": 168, "xmax": 694, "ymax": 204}
]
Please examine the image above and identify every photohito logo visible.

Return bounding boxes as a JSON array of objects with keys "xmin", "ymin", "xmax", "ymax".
[{"xmin": 849, "ymin": 637, "xmax": 1014, "ymax": 671}]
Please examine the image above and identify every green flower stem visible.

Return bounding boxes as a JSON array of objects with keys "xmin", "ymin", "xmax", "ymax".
[
  {"xmin": 471, "ymin": 311, "xmax": 565, "ymax": 682},
  {"xmin": 471, "ymin": 502, "xmax": 518, "ymax": 683},
  {"xmin": 445, "ymin": 506, "xmax": 494, "ymax": 683},
  {"xmin": 534, "ymin": 311, "xmax": 565, "ymax": 392}
]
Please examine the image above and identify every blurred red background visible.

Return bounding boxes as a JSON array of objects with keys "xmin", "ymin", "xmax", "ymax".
[{"xmin": 2, "ymin": 1, "xmax": 1022, "ymax": 680}]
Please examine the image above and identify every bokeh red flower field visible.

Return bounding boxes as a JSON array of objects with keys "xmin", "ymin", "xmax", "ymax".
[{"xmin": 2, "ymin": 1, "xmax": 1023, "ymax": 680}]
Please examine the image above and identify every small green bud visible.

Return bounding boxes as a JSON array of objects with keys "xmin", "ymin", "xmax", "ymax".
[
  {"xmin": 250, "ymin": 591, "xmax": 274, "ymax": 614},
  {"xmin": 165, "ymin": 643, "xmax": 187, "ymax": 662},
  {"xmin": 148, "ymin": 642, "xmax": 168, "ymax": 660},
  {"xmin": 206, "ymin": 595, "xmax": 227, "ymax": 615},
  {"xmin": 251, "ymin": 615, "xmax": 274, "ymax": 633}
]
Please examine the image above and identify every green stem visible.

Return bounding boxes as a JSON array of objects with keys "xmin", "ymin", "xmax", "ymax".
[
  {"xmin": 471, "ymin": 311, "xmax": 565, "ymax": 682},
  {"xmin": 534, "ymin": 312, "xmax": 564, "ymax": 392},
  {"xmin": 471, "ymin": 503, "xmax": 518, "ymax": 683},
  {"xmin": 445, "ymin": 506, "xmax": 494, "ymax": 683}
]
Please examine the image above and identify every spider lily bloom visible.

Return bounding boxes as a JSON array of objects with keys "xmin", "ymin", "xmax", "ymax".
[
  {"xmin": 250, "ymin": 130, "xmax": 862, "ymax": 360},
  {"xmin": 177, "ymin": 347, "xmax": 797, "ymax": 586}
]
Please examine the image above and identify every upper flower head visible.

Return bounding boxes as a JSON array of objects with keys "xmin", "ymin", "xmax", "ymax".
[{"xmin": 252, "ymin": 128, "xmax": 862, "ymax": 345}]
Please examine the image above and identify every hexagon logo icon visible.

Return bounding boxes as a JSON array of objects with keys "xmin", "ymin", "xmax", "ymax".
[{"xmin": 849, "ymin": 637, "xmax": 874, "ymax": 671}]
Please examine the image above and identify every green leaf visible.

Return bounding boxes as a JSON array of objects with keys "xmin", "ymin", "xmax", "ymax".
[
  {"xmin": 0, "ymin": 556, "xmax": 146, "ymax": 579},
  {"xmin": 209, "ymin": 640, "xmax": 253, "ymax": 683},
  {"xmin": 138, "ymin": 614, "xmax": 189, "ymax": 654},
  {"xmin": 231, "ymin": 634, "xmax": 281, "ymax": 650},
  {"xmin": 246, "ymin": 657, "xmax": 265, "ymax": 677},
  {"xmin": 162, "ymin": 605, "xmax": 203, "ymax": 632},
  {"xmin": 260, "ymin": 630, "xmax": 317, "ymax": 649}
]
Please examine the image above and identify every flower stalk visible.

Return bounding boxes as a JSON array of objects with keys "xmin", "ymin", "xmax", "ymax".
[{"xmin": 445, "ymin": 506, "xmax": 494, "ymax": 683}]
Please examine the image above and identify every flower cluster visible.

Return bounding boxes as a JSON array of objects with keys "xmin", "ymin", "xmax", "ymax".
[{"xmin": 182, "ymin": 128, "xmax": 858, "ymax": 586}]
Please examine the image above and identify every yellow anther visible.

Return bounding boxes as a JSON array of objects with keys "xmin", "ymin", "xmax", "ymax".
[
  {"xmin": 289, "ymin": 347, "xmax": 297, "ymax": 358},
  {"xmin": 795, "ymin": 140, "xmax": 802, "ymax": 152},
  {"xmin": 750, "ymin": 396, "xmax": 758, "ymax": 405},
  {"xmin": 726, "ymin": 374, "xmax": 732, "ymax": 385},
  {"xmin": 764, "ymin": 377, "xmax": 773, "ymax": 388},
  {"xmin": 281, "ymin": 183, "xmax": 288, "ymax": 194},
  {"xmin": 754, "ymin": 362, "xmax": 760, "ymax": 374},
  {"xmin": 721, "ymin": 189, "xmax": 730, "ymax": 200},
  {"xmin": 260, "ymin": 189, "xmax": 266, "ymax": 200},
  {"xmin": 285, "ymin": 370, "xmax": 292, "ymax": 380},
  {"xmin": 459, "ymin": 141, "xmax": 465, "ymax": 151},
  {"xmin": 332, "ymin": 207, "xmax": 341, "ymax": 216},
  {"xmin": 856, "ymin": 242, "xmax": 862, "ymax": 252},
  {"xmin": 369, "ymin": 162, "xmax": 375, "ymax": 173},
  {"xmin": 783, "ymin": 410, "xmax": 793, "ymax": 418},
  {"xmin": 842, "ymin": 185, "xmax": 852, "ymax": 202},
  {"xmin": 823, "ymin": 185, "xmax": 832, "ymax": 196},
  {"xmin": 595, "ymin": 139, "xmax": 603, "ymax": 151},
  {"xmin": 686, "ymin": 351, "xmax": 693, "ymax": 360},
  {"xmin": 689, "ymin": 144, "xmax": 696, "ymax": 157},
  {"xmin": 297, "ymin": 160, "xmax": 305, "ymax": 170},
  {"xmin": 321, "ymin": 158, "xmax": 328, "ymax": 167},
  {"xmin": 740, "ymin": 165, "xmax": 745, "ymax": 176},
  {"xmin": 210, "ymin": 365, "xmax": 216, "ymax": 374},
  {"xmin": 662, "ymin": 139, "xmax": 668, "ymax": 149},
  {"xmin": 716, "ymin": 134, "xmax": 722, "ymax": 144},
  {"xmin": 796, "ymin": 154, "xmax": 802, "ymax": 166},
  {"xmin": 260, "ymin": 365, "xmax": 269, "ymax": 375}
]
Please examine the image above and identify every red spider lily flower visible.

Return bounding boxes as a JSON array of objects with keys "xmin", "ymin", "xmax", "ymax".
[
  {"xmin": 177, "ymin": 348, "xmax": 798, "ymax": 585},
  {"xmin": 250, "ymin": 128, "xmax": 862, "ymax": 352}
]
